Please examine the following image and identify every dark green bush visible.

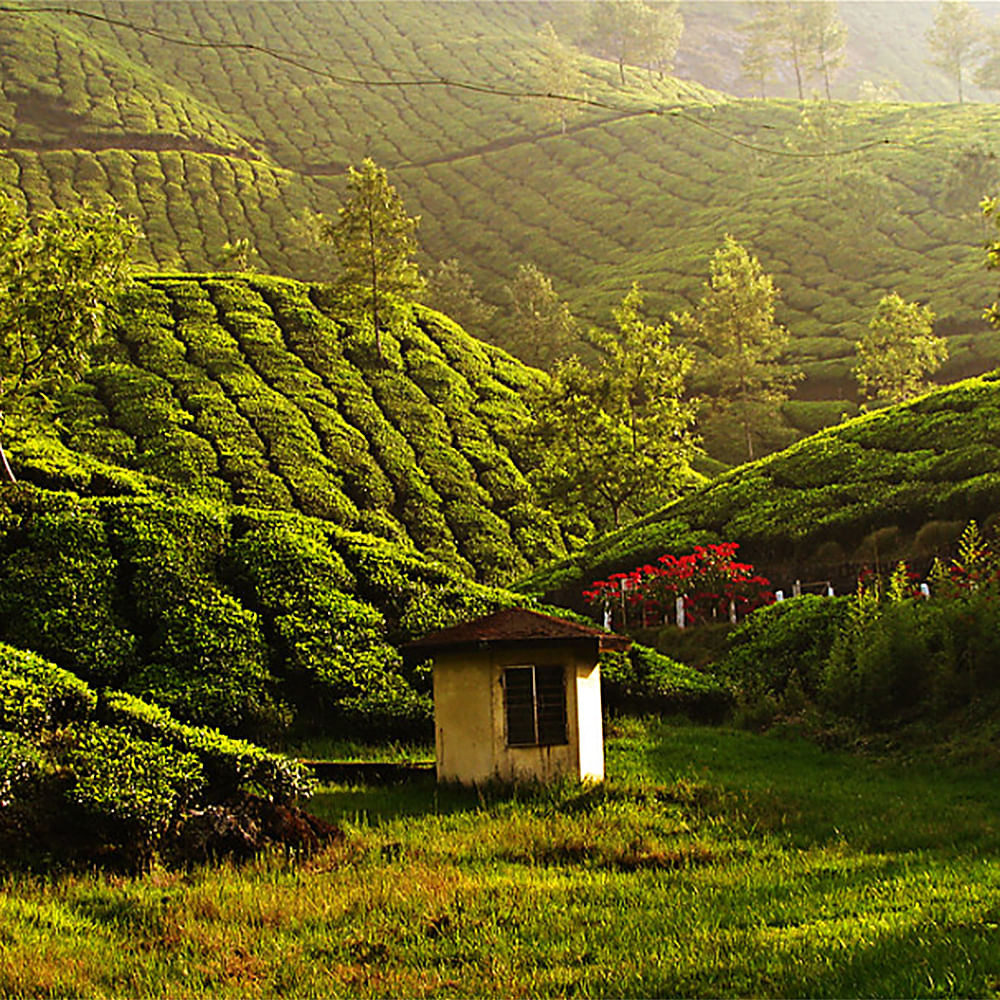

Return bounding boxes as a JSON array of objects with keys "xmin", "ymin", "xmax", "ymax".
[
  {"xmin": 716, "ymin": 596, "xmax": 850, "ymax": 702},
  {"xmin": 66, "ymin": 722, "xmax": 205, "ymax": 848},
  {"xmin": 600, "ymin": 643, "xmax": 730, "ymax": 720},
  {"xmin": 100, "ymin": 690, "xmax": 314, "ymax": 803},
  {"xmin": 0, "ymin": 731, "xmax": 45, "ymax": 806}
]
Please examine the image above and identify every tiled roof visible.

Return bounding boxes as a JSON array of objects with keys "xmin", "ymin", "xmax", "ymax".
[{"xmin": 407, "ymin": 606, "xmax": 631, "ymax": 652}]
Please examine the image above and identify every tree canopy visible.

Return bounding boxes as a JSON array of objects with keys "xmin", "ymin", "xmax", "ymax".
[
  {"xmin": 521, "ymin": 282, "xmax": 696, "ymax": 533},
  {"xmin": 683, "ymin": 236, "xmax": 797, "ymax": 462},
  {"xmin": 502, "ymin": 263, "xmax": 579, "ymax": 370},
  {"xmin": 926, "ymin": 0, "xmax": 983, "ymax": 103},
  {"xmin": 854, "ymin": 293, "xmax": 946, "ymax": 405},
  {"xmin": 321, "ymin": 158, "xmax": 424, "ymax": 357},
  {"xmin": 0, "ymin": 195, "xmax": 136, "ymax": 482}
]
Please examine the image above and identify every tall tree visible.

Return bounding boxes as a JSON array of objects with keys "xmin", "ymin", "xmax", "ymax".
[
  {"xmin": 321, "ymin": 158, "xmax": 424, "ymax": 358},
  {"xmin": 639, "ymin": 2, "xmax": 684, "ymax": 81},
  {"xmin": 854, "ymin": 293, "xmax": 946, "ymax": 404},
  {"xmin": 502, "ymin": 263, "xmax": 579, "ymax": 370},
  {"xmin": 973, "ymin": 23, "xmax": 1000, "ymax": 94},
  {"xmin": 683, "ymin": 236, "xmax": 797, "ymax": 462},
  {"xmin": 521, "ymin": 283, "xmax": 696, "ymax": 532},
  {"xmin": 534, "ymin": 22, "xmax": 585, "ymax": 133},
  {"xmin": 806, "ymin": 2, "xmax": 848, "ymax": 100},
  {"xmin": 740, "ymin": 11, "xmax": 776, "ymax": 98},
  {"xmin": 424, "ymin": 258, "xmax": 497, "ymax": 334},
  {"xmin": 589, "ymin": 0, "xmax": 653, "ymax": 85},
  {"xmin": 764, "ymin": 1, "xmax": 812, "ymax": 99},
  {"xmin": 926, "ymin": 0, "xmax": 984, "ymax": 104},
  {"xmin": 0, "ymin": 195, "xmax": 136, "ymax": 483}
]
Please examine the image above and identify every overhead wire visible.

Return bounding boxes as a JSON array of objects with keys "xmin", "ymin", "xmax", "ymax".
[{"xmin": 0, "ymin": 1, "xmax": 901, "ymax": 162}]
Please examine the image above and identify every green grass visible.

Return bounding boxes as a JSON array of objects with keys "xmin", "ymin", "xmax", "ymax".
[{"xmin": 3, "ymin": 717, "xmax": 1000, "ymax": 998}]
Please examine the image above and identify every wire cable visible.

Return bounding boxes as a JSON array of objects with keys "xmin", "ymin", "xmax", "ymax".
[{"xmin": 0, "ymin": 1, "xmax": 900, "ymax": 161}]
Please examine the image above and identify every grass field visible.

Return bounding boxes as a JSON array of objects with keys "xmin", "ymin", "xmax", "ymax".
[{"xmin": 3, "ymin": 717, "xmax": 999, "ymax": 998}]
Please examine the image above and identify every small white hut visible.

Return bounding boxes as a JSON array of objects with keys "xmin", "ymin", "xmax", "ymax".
[{"xmin": 409, "ymin": 607, "xmax": 631, "ymax": 786}]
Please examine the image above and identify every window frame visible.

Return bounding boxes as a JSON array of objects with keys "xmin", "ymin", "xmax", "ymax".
[{"xmin": 502, "ymin": 664, "xmax": 568, "ymax": 748}]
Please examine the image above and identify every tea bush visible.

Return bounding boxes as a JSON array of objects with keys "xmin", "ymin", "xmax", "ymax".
[
  {"xmin": 0, "ymin": 645, "xmax": 97, "ymax": 733},
  {"xmin": 0, "ymin": 646, "xmax": 318, "ymax": 867},
  {"xmin": 600, "ymin": 643, "xmax": 730, "ymax": 720},
  {"xmin": 66, "ymin": 723, "xmax": 205, "ymax": 844},
  {"xmin": 717, "ymin": 596, "xmax": 850, "ymax": 702}
]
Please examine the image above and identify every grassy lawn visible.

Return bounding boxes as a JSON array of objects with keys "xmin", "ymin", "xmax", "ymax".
[{"xmin": 2, "ymin": 718, "xmax": 1000, "ymax": 998}]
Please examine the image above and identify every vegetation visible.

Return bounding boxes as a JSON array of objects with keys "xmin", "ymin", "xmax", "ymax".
[
  {"xmin": 3, "ymin": 4, "xmax": 1000, "ymax": 456},
  {"xmin": 319, "ymin": 159, "xmax": 425, "ymax": 358},
  {"xmin": 9, "ymin": 272, "xmax": 567, "ymax": 584},
  {"xmin": 716, "ymin": 521, "xmax": 1000, "ymax": 732},
  {"xmin": 0, "ymin": 642, "xmax": 317, "ymax": 869},
  {"xmin": 518, "ymin": 371, "xmax": 1000, "ymax": 605},
  {"xmin": 854, "ymin": 292, "xmax": 948, "ymax": 405},
  {"xmin": 925, "ymin": 0, "xmax": 983, "ymax": 103},
  {"xmin": 0, "ymin": 194, "xmax": 136, "ymax": 482},
  {"xmin": 0, "ymin": 485, "xmax": 526, "ymax": 740},
  {"xmin": 501, "ymin": 263, "xmax": 579, "ymax": 370},
  {"xmin": 740, "ymin": 1, "xmax": 849, "ymax": 100},
  {"xmin": 2, "ymin": 719, "xmax": 1000, "ymax": 995},
  {"xmin": 681, "ymin": 235, "xmax": 797, "ymax": 462},
  {"xmin": 520, "ymin": 283, "xmax": 696, "ymax": 533}
]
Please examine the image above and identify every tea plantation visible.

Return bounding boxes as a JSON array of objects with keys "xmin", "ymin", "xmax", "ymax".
[
  {"xmin": 4, "ymin": 1, "xmax": 1000, "ymax": 425},
  {"xmin": 519, "ymin": 372, "xmax": 1000, "ymax": 603}
]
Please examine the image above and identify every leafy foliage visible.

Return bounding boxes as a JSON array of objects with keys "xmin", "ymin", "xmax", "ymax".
[
  {"xmin": 682, "ymin": 235, "xmax": 798, "ymax": 463},
  {"xmin": 519, "ymin": 373, "xmax": 1000, "ymax": 605},
  {"xmin": 1, "ymin": 4, "xmax": 998, "ymax": 455},
  {"xmin": 854, "ymin": 293, "xmax": 947, "ymax": 404},
  {"xmin": 0, "ymin": 642, "xmax": 317, "ymax": 867},
  {"xmin": 520, "ymin": 283, "xmax": 696, "ymax": 532},
  {"xmin": 599, "ymin": 642, "xmax": 729, "ymax": 719},
  {"xmin": 0, "ymin": 482, "xmax": 526, "ymax": 739},
  {"xmin": 320, "ymin": 158, "xmax": 425, "ymax": 356},
  {"xmin": 9, "ymin": 274, "xmax": 567, "ymax": 585},
  {"xmin": 0, "ymin": 194, "xmax": 136, "ymax": 481}
]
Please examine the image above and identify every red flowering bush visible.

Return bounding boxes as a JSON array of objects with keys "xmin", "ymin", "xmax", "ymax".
[{"xmin": 584, "ymin": 543, "xmax": 773, "ymax": 629}]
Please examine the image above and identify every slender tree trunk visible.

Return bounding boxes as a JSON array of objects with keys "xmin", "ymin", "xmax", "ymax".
[
  {"xmin": 618, "ymin": 56, "xmax": 625, "ymax": 85},
  {"xmin": 367, "ymin": 202, "xmax": 381, "ymax": 358},
  {"xmin": 744, "ymin": 410, "xmax": 755, "ymax": 462},
  {"xmin": 0, "ymin": 436, "xmax": 16, "ymax": 483}
]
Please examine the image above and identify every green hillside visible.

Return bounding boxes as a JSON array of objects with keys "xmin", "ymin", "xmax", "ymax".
[
  {"xmin": 0, "ymin": 270, "xmax": 719, "ymax": 746},
  {"xmin": 3, "ymin": 1, "xmax": 1000, "ymax": 445},
  {"xmin": 9, "ymin": 273, "xmax": 565, "ymax": 584},
  {"xmin": 518, "ymin": 372, "xmax": 1000, "ymax": 604}
]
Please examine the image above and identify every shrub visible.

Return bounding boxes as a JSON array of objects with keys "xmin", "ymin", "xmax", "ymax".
[
  {"xmin": 0, "ymin": 732, "xmax": 45, "ymax": 807},
  {"xmin": 66, "ymin": 723, "xmax": 205, "ymax": 850},
  {"xmin": 716, "ymin": 596, "xmax": 850, "ymax": 702},
  {"xmin": 600, "ymin": 643, "xmax": 730, "ymax": 720},
  {"xmin": 0, "ymin": 643, "xmax": 97, "ymax": 733},
  {"xmin": 100, "ymin": 690, "xmax": 314, "ymax": 803}
]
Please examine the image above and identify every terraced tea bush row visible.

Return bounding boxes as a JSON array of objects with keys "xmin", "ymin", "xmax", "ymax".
[
  {"xmin": 0, "ymin": 483, "xmax": 532, "ymax": 738},
  {"xmin": 0, "ymin": 642, "xmax": 315, "ymax": 867},
  {"xmin": 42, "ymin": 274, "xmax": 567, "ymax": 584},
  {"xmin": 3, "ymin": 1, "xmax": 999, "ymax": 429}
]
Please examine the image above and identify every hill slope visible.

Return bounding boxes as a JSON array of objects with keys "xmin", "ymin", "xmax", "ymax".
[
  {"xmin": 8, "ymin": 273, "xmax": 564, "ymax": 584},
  {"xmin": 518, "ymin": 372, "xmax": 1000, "ymax": 605},
  {"xmin": 3, "ymin": 1, "xmax": 1000, "ymax": 439}
]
